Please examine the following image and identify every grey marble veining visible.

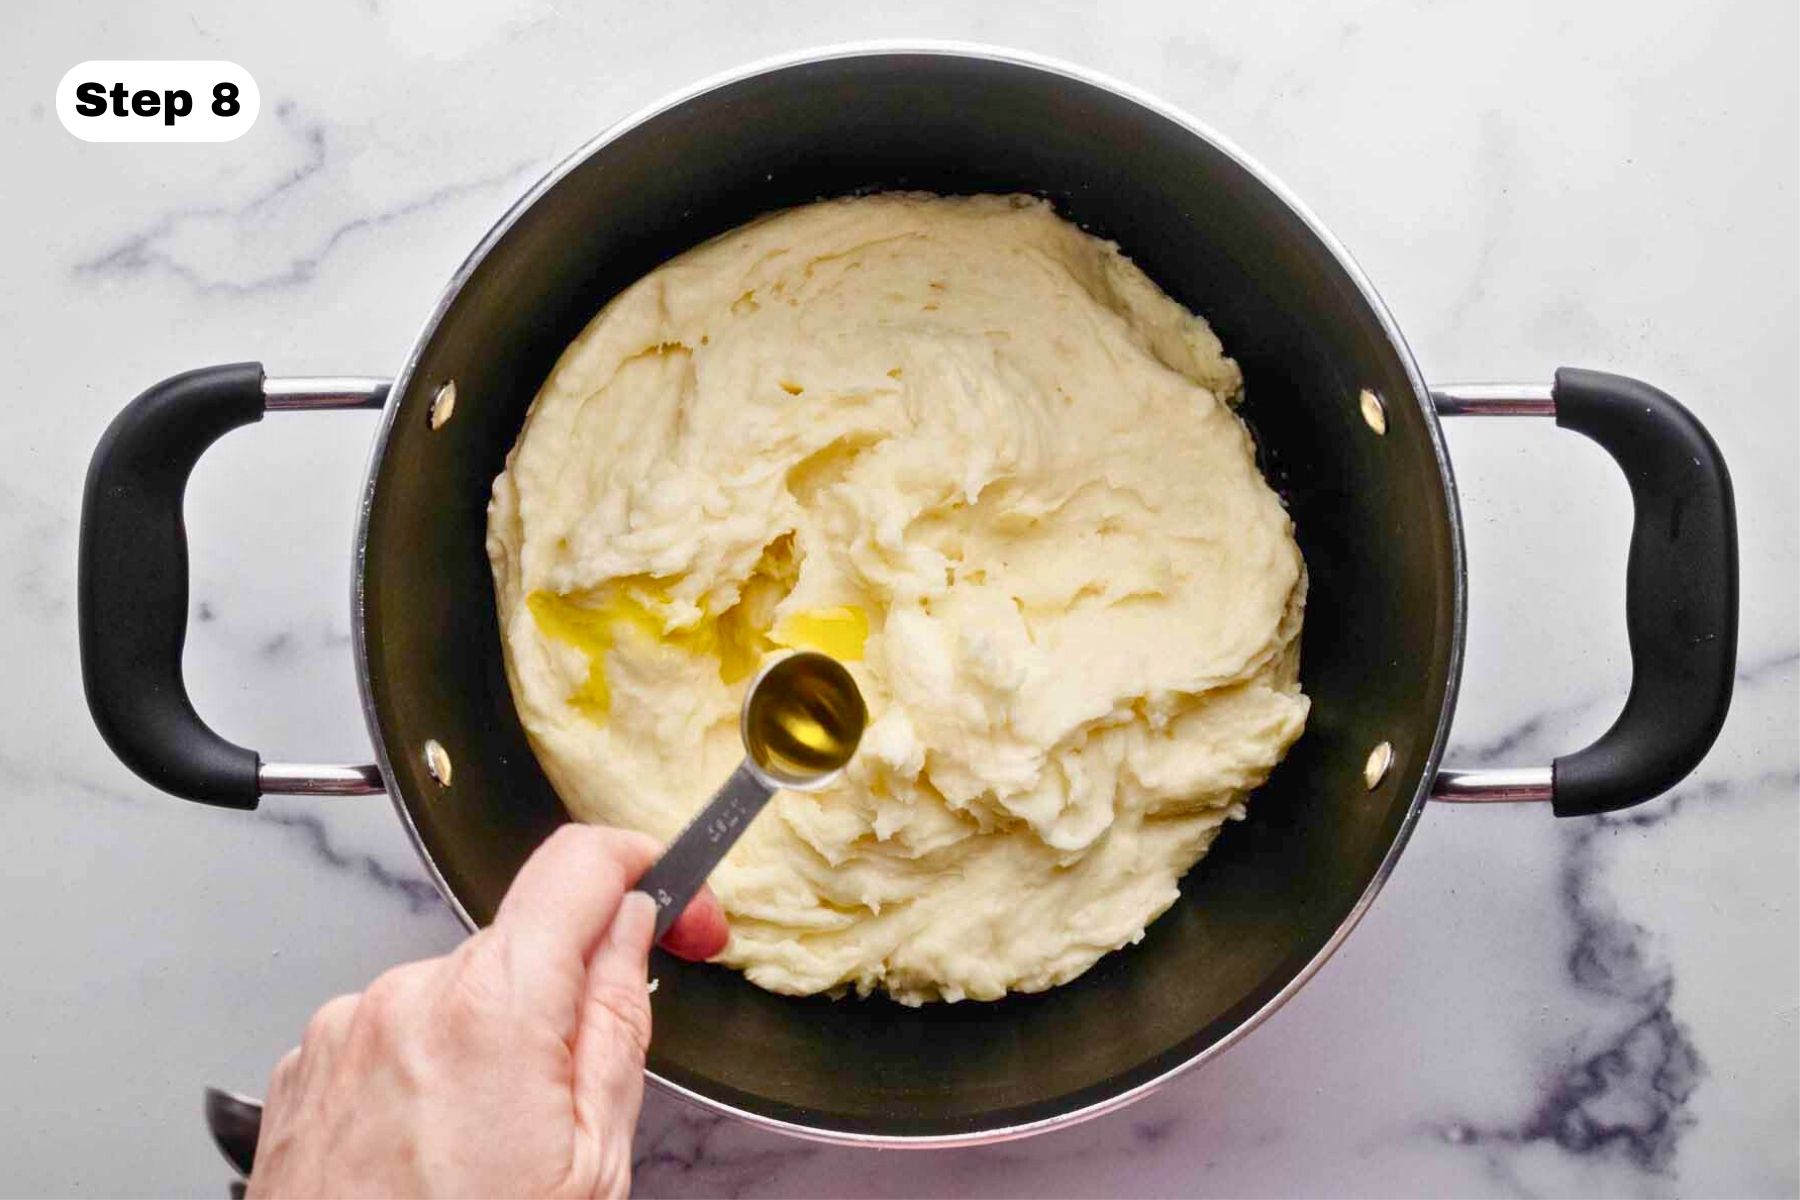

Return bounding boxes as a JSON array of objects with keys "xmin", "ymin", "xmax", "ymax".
[
  {"xmin": 73, "ymin": 99, "xmax": 545, "ymax": 298},
  {"xmin": 2, "ymin": 0, "xmax": 1795, "ymax": 1196}
]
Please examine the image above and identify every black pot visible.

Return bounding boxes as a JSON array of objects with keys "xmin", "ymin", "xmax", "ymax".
[{"xmin": 79, "ymin": 46, "xmax": 1737, "ymax": 1145}]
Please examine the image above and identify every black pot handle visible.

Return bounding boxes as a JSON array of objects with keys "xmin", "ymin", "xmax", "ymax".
[
  {"xmin": 1432, "ymin": 369, "xmax": 1737, "ymax": 815},
  {"xmin": 1549, "ymin": 368, "xmax": 1737, "ymax": 815},
  {"xmin": 79, "ymin": 364, "xmax": 390, "ymax": 809}
]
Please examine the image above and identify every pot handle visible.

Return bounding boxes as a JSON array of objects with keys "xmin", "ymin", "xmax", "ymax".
[
  {"xmin": 1431, "ymin": 368, "xmax": 1737, "ymax": 816},
  {"xmin": 79, "ymin": 363, "xmax": 390, "ymax": 808}
]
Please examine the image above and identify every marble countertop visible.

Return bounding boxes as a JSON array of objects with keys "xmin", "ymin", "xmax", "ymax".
[{"xmin": 4, "ymin": 1, "xmax": 1795, "ymax": 1195}]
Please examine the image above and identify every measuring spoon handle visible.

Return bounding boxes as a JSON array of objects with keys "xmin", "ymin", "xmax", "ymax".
[{"xmin": 635, "ymin": 760, "xmax": 774, "ymax": 942}]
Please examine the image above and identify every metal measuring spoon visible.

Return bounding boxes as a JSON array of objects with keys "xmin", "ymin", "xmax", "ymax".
[{"xmin": 636, "ymin": 650, "xmax": 866, "ymax": 941}]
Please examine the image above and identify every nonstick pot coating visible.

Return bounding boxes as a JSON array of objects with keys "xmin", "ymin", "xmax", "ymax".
[{"xmin": 358, "ymin": 50, "xmax": 1460, "ymax": 1139}]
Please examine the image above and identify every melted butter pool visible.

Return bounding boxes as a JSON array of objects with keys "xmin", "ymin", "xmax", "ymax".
[{"xmin": 527, "ymin": 578, "xmax": 866, "ymax": 723}]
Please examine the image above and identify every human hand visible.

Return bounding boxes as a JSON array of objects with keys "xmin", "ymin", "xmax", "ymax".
[{"xmin": 246, "ymin": 825, "xmax": 728, "ymax": 1198}]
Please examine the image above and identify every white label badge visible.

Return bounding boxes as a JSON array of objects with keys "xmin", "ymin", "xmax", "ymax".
[{"xmin": 56, "ymin": 61, "xmax": 259, "ymax": 143}]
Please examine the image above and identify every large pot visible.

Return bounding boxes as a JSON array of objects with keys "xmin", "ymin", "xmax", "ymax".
[{"xmin": 78, "ymin": 45, "xmax": 1737, "ymax": 1145}]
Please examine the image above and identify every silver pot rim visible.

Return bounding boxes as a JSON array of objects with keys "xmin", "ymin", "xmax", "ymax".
[{"xmin": 349, "ymin": 39, "xmax": 1467, "ymax": 1149}]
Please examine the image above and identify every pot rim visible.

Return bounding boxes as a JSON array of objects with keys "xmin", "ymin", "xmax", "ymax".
[{"xmin": 350, "ymin": 39, "xmax": 1468, "ymax": 1149}]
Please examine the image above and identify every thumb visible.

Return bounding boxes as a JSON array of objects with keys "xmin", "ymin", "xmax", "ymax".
[{"xmin": 571, "ymin": 891, "xmax": 657, "ymax": 1144}]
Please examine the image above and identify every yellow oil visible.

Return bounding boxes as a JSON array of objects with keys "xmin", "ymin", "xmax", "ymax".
[
  {"xmin": 770, "ymin": 606, "xmax": 868, "ymax": 662},
  {"xmin": 527, "ymin": 552, "xmax": 868, "ymax": 723},
  {"xmin": 525, "ymin": 579, "xmax": 690, "ymax": 719},
  {"xmin": 744, "ymin": 653, "xmax": 866, "ymax": 781}
]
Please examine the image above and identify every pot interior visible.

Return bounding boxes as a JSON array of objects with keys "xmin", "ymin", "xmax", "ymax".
[{"xmin": 359, "ymin": 50, "xmax": 1460, "ymax": 1138}]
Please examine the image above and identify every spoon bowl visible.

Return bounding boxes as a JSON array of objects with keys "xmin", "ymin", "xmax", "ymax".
[{"xmin": 742, "ymin": 651, "xmax": 867, "ymax": 790}]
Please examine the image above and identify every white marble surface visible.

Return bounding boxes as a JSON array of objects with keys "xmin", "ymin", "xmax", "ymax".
[{"xmin": 4, "ymin": 1, "xmax": 1796, "ymax": 1195}]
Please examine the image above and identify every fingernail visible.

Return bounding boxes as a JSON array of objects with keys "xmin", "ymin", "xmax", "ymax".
[
  {"xmin": 621, "ymin": 890, "xmax": 655, "ymax": 923},
  {"xmin": 614, "ymin": 891, "xmax": 656, "ymax": 949}
]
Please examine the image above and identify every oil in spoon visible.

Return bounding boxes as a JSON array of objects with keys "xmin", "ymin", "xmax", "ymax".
[{"xmin": 744, "ymin": 652, "xmax": 866, "ymax": 784}]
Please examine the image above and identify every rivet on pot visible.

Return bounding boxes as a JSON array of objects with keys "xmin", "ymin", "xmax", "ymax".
[
  {"xmin": 1363, "ymin": 741, "xmax": 1394, "ymax": 790},
  {"xmin": 423, "ymin": 739, "xmax": 453, "ymax": 787},
  {"xmin": 429, "ymin": 381, "xmax": 457, "ymax": 430},
  {"xmin": 1359, "ymin": 388, "xmax": 1387, "ymax": 436}
]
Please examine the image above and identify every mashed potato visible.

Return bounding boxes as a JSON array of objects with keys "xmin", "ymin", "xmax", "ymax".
[{"xmin": 487, "ymin": 193, "xmax": 1308, "ymax": 1004}]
